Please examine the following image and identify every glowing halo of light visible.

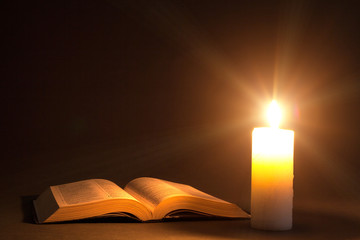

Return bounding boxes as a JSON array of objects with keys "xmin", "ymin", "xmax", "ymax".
[{"xmin": 267, "ymin": 100, "xmax": 282, "ymax": 128}]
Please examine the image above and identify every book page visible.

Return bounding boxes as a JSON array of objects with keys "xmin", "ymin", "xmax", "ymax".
[
  {"xmin": 124, "ymin": 177, "xmax": 188, "ymax": 210},
  {"xmin": 124, "ymin": 177, "xmax": 250, "ymax": 220},
  {"xmin": 94, "ymin": 179, "xmax": 138, "ymax": 200},
  {"xmin": 164, "ymin": 180, "xmax": 229, "ymax": 204},
  {"xmin": 53, "ymin": 179, "xmax": 136, "ymax": 206}
]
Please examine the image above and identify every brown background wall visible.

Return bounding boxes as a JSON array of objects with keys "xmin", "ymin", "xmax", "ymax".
[{"xmin": 2, "ymin": 0, "xmax": 360, "ymax": 213}]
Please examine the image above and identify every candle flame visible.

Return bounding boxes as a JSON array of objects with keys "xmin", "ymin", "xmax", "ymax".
[{"xmin": 267, "ymin": 100, "xmax": 282, "ymax": 128}]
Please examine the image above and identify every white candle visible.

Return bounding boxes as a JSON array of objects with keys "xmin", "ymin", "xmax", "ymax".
[{"xmin": 251, "ymin": 100, "xmax": 294, "ymax": 231}]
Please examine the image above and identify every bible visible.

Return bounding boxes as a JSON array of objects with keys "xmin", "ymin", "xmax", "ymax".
[{"xmin": 33, "ymin": 177, "xmax": 250, "ymax": 223}]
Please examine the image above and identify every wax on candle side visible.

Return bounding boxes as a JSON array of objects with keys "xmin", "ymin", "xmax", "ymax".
[{"xmin": 251, "ymin": 127, "xmax": 294, "ymax": 231}]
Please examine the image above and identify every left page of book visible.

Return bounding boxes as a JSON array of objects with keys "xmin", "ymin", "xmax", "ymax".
[
  {"xmin": 51, "ymin": 179, "xmax": 137, "ymax": 207},
  {"xmin": 34, "ymin": 179, "xmax": 154, "ymax": 223}
]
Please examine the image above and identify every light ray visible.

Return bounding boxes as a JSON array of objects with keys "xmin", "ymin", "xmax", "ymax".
[{"xmin": 105, "ymin": 1, "xmax": 360, "ymax": 199}]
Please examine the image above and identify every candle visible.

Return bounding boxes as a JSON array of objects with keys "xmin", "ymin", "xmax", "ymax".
[{"xmin": 251, "ymin": 100, "xmax": 294, "ymax": 231}]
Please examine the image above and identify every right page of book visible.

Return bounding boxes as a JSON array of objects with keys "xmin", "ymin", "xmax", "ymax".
[
  {"xmin": 124, "ymin": 177, "xmax": 250, "ymax": 220},
  {"xmin": 163, "ymin": 180, "xmax": 230, "ymax": 203},
  {"xmin": 124, "ymin": 177, "xmax": 187, "ymax": 211}
]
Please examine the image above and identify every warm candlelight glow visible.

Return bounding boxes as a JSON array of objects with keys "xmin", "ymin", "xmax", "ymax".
[{"xmin": 267, "ymin": 100, "xmax": 282, "ymax": 128}]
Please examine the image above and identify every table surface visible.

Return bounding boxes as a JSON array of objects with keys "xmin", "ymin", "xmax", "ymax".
[{"xmin": 0, "ymin": 195, "xmax": 359, "ymax": 240}]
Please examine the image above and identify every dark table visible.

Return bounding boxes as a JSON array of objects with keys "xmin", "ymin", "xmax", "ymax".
[{"xmin": 1, "ymin": 195, "xmax": 359, "ymax": 240}]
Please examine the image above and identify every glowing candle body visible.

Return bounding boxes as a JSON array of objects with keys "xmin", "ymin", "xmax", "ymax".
[{"xmin": 251, "ymin": 127, "xmax": 294, "ymax": 230}]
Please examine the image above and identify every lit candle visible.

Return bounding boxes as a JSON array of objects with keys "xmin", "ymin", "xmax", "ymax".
[{"xmin": 251, "ymin": 100, "xmax": 294, "ymax": 231}]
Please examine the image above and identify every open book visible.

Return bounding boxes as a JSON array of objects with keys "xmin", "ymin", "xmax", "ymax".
[{"xmin": 33, "ymin": 177, "xmax": 249, "ymax": 223}]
